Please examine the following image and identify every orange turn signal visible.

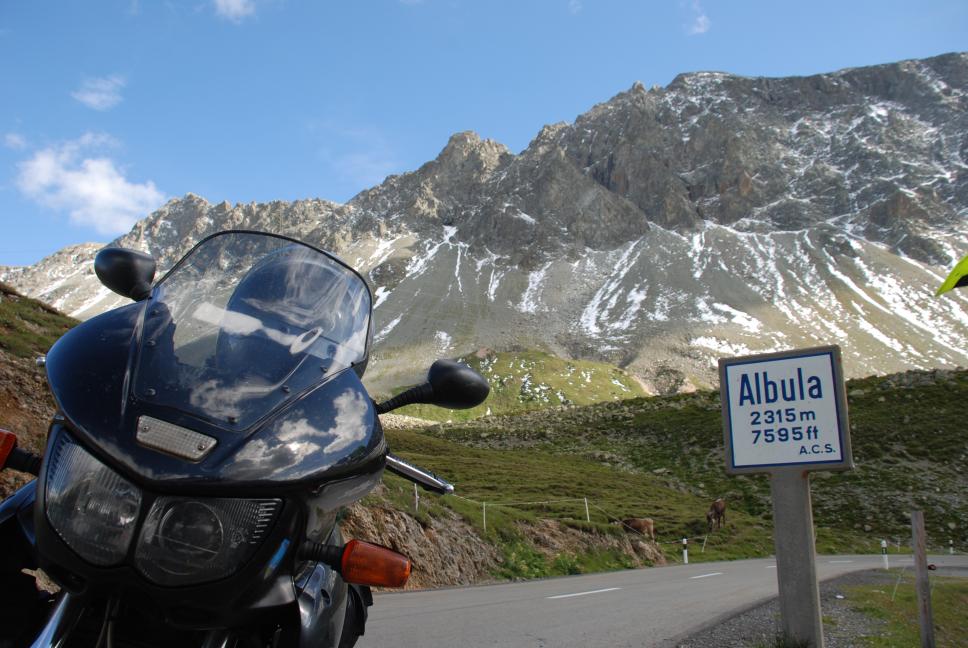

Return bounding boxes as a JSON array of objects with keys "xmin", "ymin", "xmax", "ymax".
[
  {"xmin": 0, "ymin": 429, "xmax": 16, "ymax": 470},
  {"xmin": 340, "ymin": 539, "xmax": 412, "ymax": 588}
]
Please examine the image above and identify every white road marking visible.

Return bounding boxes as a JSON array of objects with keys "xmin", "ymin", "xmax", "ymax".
[
  {"xmin": 690, "ymin": 572, "xmax": 723, "ymax": 580},
  {"xmin": 766, "ymin": 565, "xmax": 777, "ymax": 569},
  {"xmin": 546, "ymin": 587, "xmax": 621, "ymax": 600},
  {"xmin": 829, "ymin": 560, "xmax": 854, "ymax": 563}
]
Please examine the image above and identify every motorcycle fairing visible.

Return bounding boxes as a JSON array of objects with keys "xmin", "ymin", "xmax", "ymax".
[{"xmin": 45, "ymin": 302, "xmax": 385, "ymax": 491}]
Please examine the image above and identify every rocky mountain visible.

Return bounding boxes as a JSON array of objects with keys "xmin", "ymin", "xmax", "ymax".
[{"xmin": 4, "ymin": 52, "xmax": 968, "ymax": 390}]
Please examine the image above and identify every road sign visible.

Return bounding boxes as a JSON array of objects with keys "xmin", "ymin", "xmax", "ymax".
[
  {"xmin": 718, "ymin": 345, "xmax": 853, "ymax": 648},
  {"xmin": 720, "ymin": 345, "xmax": 852, "ymax": 474}
]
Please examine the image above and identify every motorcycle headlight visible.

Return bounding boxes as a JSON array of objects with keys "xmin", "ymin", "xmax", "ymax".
[
  {"xmin": 45, "ymin": 434, "xmax": 142, "ymax": 566},
  {"xmin": 135, "ymin": 496, "xmax": 281, "ymax": 586}
]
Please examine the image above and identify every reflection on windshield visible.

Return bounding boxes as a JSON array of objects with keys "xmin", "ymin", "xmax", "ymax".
[
  {"xmin": 324, "ymin": 389, "xmax": 369, "ymax": 452},
  {"xmin": 134, "ymin": 233, "xmax": 371, "ymax": 428},
  {"xmin": 194, "ymin": 302, "xmax": 297, "ymax": 347},
  {"xmin": 223, "ymin": 386, "xmax": 373, "ymax": 480},
  {"xmin": 188, "ymin": 378, "xmax": 278, "ymax": 422},
  {"xmin": 269, "ymin": 391, "xmax": 367, "ymax": 456}
]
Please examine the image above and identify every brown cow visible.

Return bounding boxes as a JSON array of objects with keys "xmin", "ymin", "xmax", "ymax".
[
  {"xmin": 707, "ymin": 498, "xmax": 726, "ymax": 531},
  {"xmin": 619, "ymin": 517, "xmax": 655, "ymax": 541}
]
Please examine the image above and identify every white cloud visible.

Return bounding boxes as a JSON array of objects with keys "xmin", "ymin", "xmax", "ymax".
[
  {"xmin": 336, "ymin": 150, "xmax": 400, "ymax": 189},
  {"xmin": 71, "ymin": 75, "xmax": 126, "ymax": 111},
  {"xmin": 314, "ymin": 123, "xmax": 401, "ymax": 192},
  {"xmin": 568, "ymin": 0, "xmax": 582, "ymax": 14},
  {"xmin": 213, "ymin": 0, "xmax": 255, "ymax": 22},
  {"xmin": 686, "ymin": 1, "xmax": 711, "ymax": 35},
  {"xmin": 3, "ymin": 133, "xmax": 27, "ymax": 150},
  {"xmin": 15, "ymin": 133, "xmax": 166, "ymax": 235}
]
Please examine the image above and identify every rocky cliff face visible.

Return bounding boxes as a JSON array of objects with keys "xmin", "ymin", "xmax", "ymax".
[{"xmin": 4, "ymin": 53, "xmax": 968, "ymax": 389}]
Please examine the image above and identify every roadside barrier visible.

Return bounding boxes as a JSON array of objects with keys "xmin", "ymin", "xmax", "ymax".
[{"xmin": 450, "ymin": 494, "xmax": 591, "ymax": 532}]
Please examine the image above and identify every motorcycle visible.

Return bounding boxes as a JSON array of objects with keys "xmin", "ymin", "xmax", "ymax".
[{"xmin": 0, "ymin": 230, "xmax": 489, "ymax": 648}]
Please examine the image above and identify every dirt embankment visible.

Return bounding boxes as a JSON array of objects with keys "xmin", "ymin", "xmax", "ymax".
[
  {"xmin": 341, "ymin": 497, "xmax": 501, "ymax": 589},
  {"xmin": 0, "ymin": 351, "xmax": 55, "ymax": 497},
  {"xmin": 341, "ymin": 487, "xmax": 665, "ymax": 590}
]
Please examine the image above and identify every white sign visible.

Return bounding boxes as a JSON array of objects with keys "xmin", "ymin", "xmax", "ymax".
[{"xmin": 719, "ymin": 346, "xmax": 852, "ymax": 474}]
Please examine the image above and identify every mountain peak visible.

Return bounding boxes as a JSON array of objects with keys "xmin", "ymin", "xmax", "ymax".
[
  {"xmin": 173, "ymin": 192, "xmax": 211, "ymax": 207},
  {"xmin": 436, "ymin": 131, "xmax": 510, "ymax": 168}
]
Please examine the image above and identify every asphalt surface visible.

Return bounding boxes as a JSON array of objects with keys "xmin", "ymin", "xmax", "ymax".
[{"xmin": 363, "ymin": 554, "xmax": 968, "ymax": 648}]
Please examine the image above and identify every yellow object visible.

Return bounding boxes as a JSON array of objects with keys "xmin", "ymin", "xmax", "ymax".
[{"xmin": 936, "ymin": 255, "xmax": 968, "ymax": 296}]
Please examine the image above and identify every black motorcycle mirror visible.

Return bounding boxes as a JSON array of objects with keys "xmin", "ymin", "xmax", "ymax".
[
  {"xmin": 374, "ymin": 359, "xmax": 489, "ymax": 414},
  {"xmin": 94, "ymin": 248, "xmax": 157, "ymax": 301},
  {"xmin": 378, "ymin": 359, "xmax": 489, "ymax": 494}
]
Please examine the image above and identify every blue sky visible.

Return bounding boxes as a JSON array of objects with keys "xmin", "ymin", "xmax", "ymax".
[{"xmin": 1, "ymin": 1, "xmax": 965, "ymax": 266}]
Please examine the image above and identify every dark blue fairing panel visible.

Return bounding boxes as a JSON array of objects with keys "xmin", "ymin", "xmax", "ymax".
[
  {"xmin": 45, "ymin": 302, "xmax": 143, "ymax": 446},
  {"xmin": 45, "ymin": 305, "xmax": 384, "ymax": 490},
  {"xmin": 217, "ymin": 374, "xmax": 385, "ymax": 483}
]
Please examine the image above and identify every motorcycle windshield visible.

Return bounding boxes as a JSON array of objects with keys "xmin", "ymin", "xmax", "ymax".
[{"xmin": 133, "ymin": 232, "xmax": 371, "ymax": 429}]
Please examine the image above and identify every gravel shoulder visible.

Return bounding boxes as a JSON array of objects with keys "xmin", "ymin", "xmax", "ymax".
[{"xmin": 673, "ymin": 565, "xmax": 968, "ymax": 648}]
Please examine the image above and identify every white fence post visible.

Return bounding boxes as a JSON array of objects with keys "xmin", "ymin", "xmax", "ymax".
[
  {"xmin": 584, "ymin": 497, "xmax": 590, "ymax": 523},
  {"xmin": 682, "ymin": 538, "xmax": 689, "ymax": 564},
  {"xmin": 482, "ymin": 502, "xmax": 487, "ymax": 532},
  {"xmin": 950, "ymin": 540, "xmax": 955, "ymax": 555},
  {"xmin": 701, "ymin": 535, "xmax": 708, "ymax": 554},
  {"xmin": 881, "ymin": 539, "xmax": 889, "ymax": 570},
  {"xmin": 414, "ymin": 483, "xmax": 419, "ymax": 513}
]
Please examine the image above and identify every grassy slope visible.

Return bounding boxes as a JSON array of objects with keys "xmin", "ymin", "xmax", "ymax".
[
  {"xmin": 389, "ymin": 349, "xmax": 646, "ymax": 423},
  {"xmin": 421, "ymin": 369, "xmax": 968, "ymax": 549},
  {"xmin": 0, "ymin": 284, "xmax": 76, "ymax": 497},
  {"xmin": 379, "ymin": 427, "xmax": 873, "ymax": 574},
  {"xmin": 847, "ymin": 575, "xmax": 968, "ymax": 647},
  {"xmin": 0, "ymin": 282, "xmax": 77, "ymax": 359}
]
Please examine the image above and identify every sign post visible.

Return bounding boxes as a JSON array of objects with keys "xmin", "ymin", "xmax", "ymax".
[
  {"xmin": 720, "ymin": 345, "xmax": 852, "ymax": 648},
  {"xmin": 911, "ymin": 511, "xmax": 936, "ymax": 648}
]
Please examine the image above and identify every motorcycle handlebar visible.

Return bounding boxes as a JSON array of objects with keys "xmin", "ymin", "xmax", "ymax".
[
  {"xmin": 0, "ymin": 429, "xmax": 41, "ymax": 476},
  {"xmin": 3, "ymin": 447, "xmax": 42, "ymax": 476},
  {"xmin": 384, "ymin": 453, "xmax": 454, "ymax": 495}
]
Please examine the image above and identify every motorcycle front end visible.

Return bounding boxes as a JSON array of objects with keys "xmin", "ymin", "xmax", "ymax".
[{"xmin": 0, "ymin": 230, "xmax": 489, "ymax": 648}]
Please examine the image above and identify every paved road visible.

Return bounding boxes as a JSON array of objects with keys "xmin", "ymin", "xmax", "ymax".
[{"xmin": 363, "ymin": 554, "xmax": 968, "ymax": 648}]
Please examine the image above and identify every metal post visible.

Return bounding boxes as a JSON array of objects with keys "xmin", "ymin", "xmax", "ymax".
[
  {"xmin": 682, "ymin": 538, "xmax": 688, "ymax": 564},
  {"xmin": 881, "ymin": 539, "xmax": 889, "ymax": 570},
  {"xmin": 482, "ymin": 502, "xmax": 487, "ymax": 533},
  {"xmin": 584, "ymin": 497, "xmax": 590, "ymax": 523},
  {"xmin": 911, "ymin": 511, "xmax": 936, "ymax": 648},
  {"xmin": 770, "ymin": 470, "xmax": 824, "ymax": 648},
  {"xmin": 414, "ymin": 483, "xmax": 419, "ymax": 513}
]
